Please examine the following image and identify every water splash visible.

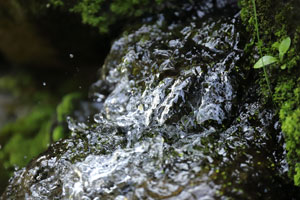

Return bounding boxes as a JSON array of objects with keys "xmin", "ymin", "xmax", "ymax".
[{"xmin": 2, "ymin": 1, "xmax": 299, "ymax": 199}]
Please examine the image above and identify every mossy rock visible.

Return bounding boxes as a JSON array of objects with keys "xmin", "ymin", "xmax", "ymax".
[{"xmin": 240, "ymin": 0, "xmax": 300, "ymax": 186}]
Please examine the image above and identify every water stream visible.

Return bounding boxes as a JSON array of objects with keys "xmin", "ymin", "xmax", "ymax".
[{"xmin": 2, "ymin": 0, "xmax": 300, "ymax": 199}]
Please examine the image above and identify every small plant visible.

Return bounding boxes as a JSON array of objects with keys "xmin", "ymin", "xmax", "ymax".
[
  {"xmin": 253, "ymin": 37, "xmax": 291, "ymax": 70},
  {"xmin": 251, "ymin": 0, "xmax": 272, "ymax": 95}
]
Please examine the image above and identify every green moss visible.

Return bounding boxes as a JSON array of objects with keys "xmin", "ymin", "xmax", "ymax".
[
  {"xmin": 49, "ymin": 0, "xmax": 63, "ymax": 7},
  {"xmin": 57, "ymin": 92, "xmax": 81, "ymax": 123},
  {"xmin": 0, "ymin": 120, "xmax": 52, "ymax": 170},
  {"xmin": 50, "ymin": 0, "xmax": 165, "ymax": 33},
  {"xmin": 52, "ymin": 125, "xmax": 64, "ymax": 142},
  {"xmin": 279, "ymin": 85, "xmax": 300, "ymax": 185},
  {"xmin": 53, "ymin": 92, "xmax": 82, "ymax": 141},
  {"xmin": 0, "ymin": 74, "xmax": 82, "ymax": 184},
  {"xmin": 0, "ymin": 104, "xmax": 54, "ymax": 171},
  {"xmin": 0, "ymin": 105, "xmax": 54, "ymax": 142},
  {"xmin": 240, "ymin": 0, "xmax": 300, "ymax": 186}
]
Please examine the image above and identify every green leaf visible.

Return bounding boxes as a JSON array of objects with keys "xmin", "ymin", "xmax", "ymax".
[
  {"xmin": 272, "ymin": 41, "xmax": 280, "ymax": 49},
  {"xmin": 253, "ymin": 56, "xmax": 278, "ymax": 69},
  {"xmin": 281, "ymin": 64, "xmax": 287, "ymax": 70},
  {"xmin": 279, "ymin": 37, "xmax": 291, "ymax": 61}
]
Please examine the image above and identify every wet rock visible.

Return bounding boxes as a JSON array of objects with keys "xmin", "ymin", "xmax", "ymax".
[{"xmin": 2, "ymin": 0, "xmax": 300, "ymax": 199}]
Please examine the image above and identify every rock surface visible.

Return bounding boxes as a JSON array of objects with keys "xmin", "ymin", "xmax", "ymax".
[{"xmin": 2, "ymin": 0, "xmax": 300, "ymax": 199}]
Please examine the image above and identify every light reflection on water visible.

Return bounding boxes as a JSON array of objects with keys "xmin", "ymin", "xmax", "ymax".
[{"xmin": 2, "ymin": 0, "xmax": 300, "ymax": 199}]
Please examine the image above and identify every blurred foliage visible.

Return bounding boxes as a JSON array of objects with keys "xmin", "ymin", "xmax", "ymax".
[
  {"xmin": 0, "ymin": 73, "xmax": 82, "ymax": 190},
  {"xmin": 50, "ymin": 0, "xmax": 165, "ymax": 33},
  {"xmin": 0, "ymin": 106, "xmax": 53, "ymax": 168},
  {"xmin": 53, "ymin": 92, "xmax": 82, "ymax": 142},
  {"xmin": 57, "ymin": 92, "xmax": 81, "ymax": 123}
]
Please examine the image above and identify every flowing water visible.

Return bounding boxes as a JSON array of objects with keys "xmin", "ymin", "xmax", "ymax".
[{"xmin": 2, "ymin": 0, "xmax": 300, "ymax": 199}]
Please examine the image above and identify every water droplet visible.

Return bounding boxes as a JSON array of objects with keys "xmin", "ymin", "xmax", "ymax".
[
  {"xmin": 42, "ymin": 82, "xmax": 46, "ymax": 86},
  {"xmin": 69, "ymin": 54, "xmax": 74, "ymax": 58}
]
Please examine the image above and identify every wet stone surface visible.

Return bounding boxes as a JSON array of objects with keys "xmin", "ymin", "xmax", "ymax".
[{"xmin": 2, "ymin": 1, "xmax": 300, "ymax": 199}]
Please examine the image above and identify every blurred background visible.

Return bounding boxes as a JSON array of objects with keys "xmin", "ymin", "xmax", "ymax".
[{"xmin": 0, "ymin": 0, "xmax": 116, "ymax": 193}]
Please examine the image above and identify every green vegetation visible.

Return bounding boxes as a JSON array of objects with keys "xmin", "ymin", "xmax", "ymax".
[
  {"xmin": 53, "ymin": 92, "xmax": 82, "ymax": 142},
  {"xmin": 250, "ymin": 0, "xmax": 272, "ymax": 95},
  {"xmin": 0, "ymin": 74, "xmax": 55, "ymax": 174},
  {"xmin": 253, "ymin": 37, "xmax": 291, "ymax": 69},
  {"xmin": 57, "ymin": 92, "xmax": 81, "ymax": 123},
  {"xmin": 0, "ymin": 74, "xmax": 81, "ymax": 180},
  {"xmin": 50, "ymin": 0, "xmax": 164, "ymax": 33},
  {"xmin": 0, "ymin": 106, "xmax": 53, "ymax": 168},
  {"xmin": 240, "ymin": 0, "xmax": 300, "ymax": 186}
]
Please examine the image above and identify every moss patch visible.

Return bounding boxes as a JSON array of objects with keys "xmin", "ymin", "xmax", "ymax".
[
  {"xmin": 240, "ymin": 0, "xmax": 300, "ymax": 185},
  {"xmin": 50, "ymin": 0, "xmax": 165, "ymax": 33},
  {"xmin": 0, "ymin": 74, "xmax": 56, "ymax": 174},
  {"xmin": 0, "ymin": 73, "xmax": 83, "ymax": 190}
]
